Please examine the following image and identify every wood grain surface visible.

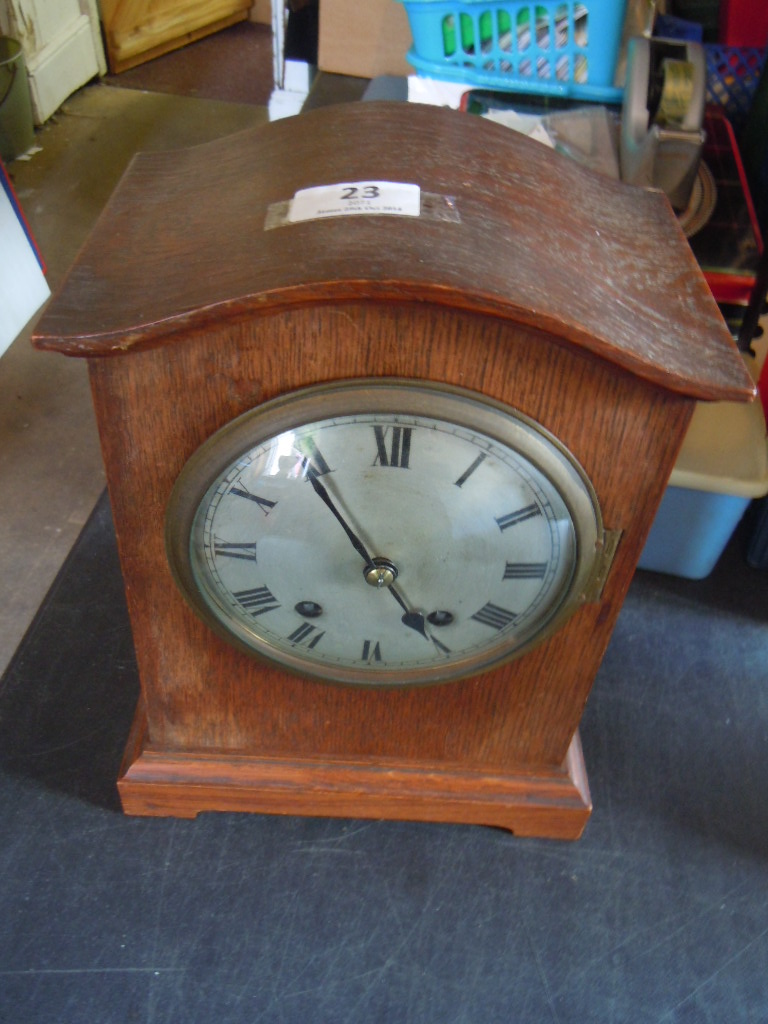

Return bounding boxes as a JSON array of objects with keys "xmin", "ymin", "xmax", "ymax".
[
  {"xmin": 34, "ymin": 102, "xmax": 754, "ymax": 403},
  {"xmin": 88, "ymin": 303, "xmax": 692, "ymax": 769}
]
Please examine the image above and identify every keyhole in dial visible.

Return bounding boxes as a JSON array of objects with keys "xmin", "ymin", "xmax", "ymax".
[{"xmin": 428, "ymin": 610, "xmax": 454, "ymax": 627}]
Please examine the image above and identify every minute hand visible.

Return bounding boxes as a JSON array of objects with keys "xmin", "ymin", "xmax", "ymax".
[
  {"xmin": 304, "ymin": 465, "xmax": 429, "ymax": 641},
  {"xmin": 304, "ymin": 464, "xmax": 375, "ymax": 569}
]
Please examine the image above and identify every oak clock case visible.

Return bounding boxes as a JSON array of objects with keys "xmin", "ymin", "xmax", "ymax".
[
  {"xmin": 165, "ymin": 379, "xmax": 604, "ymax": 688},
  {"xmin": 31, "ymin": 102, "xmax": 755, "ymax": 838}
]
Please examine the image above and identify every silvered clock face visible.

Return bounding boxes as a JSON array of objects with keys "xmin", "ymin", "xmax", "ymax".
[{"xmin": 166, "ymin": 380, "xmax": 603, "ymax": 687}]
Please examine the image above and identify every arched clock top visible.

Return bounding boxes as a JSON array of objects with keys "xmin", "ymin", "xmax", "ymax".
[{"xmin": 33, "ymin": 101, "xmax": 753, "ymax": 403}]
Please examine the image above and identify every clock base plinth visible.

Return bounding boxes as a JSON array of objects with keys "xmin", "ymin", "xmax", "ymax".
[{"xmin": 117, "ymin": 708, "xmax": 592, "ymax": 840}]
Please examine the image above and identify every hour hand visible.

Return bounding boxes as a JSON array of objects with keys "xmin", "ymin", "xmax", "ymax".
[
  {"xmin": 367, "ymin": 571, "xmax": 429, "ymax": 641},
  {"xmin": 403, "ymin": 608, "xmax": 451, "ymax": 656},
  {"xmin": 401, "ymin": 609, "xmax": 429, "ymax": 639}
]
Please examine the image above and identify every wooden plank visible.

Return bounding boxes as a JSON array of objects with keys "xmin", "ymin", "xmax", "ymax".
[
  {"xmin": 118, "ymin": 724, "xmax": 592, "ymax": 839},
  {"xmin": 102, "ymin": 0, "xmax": 250, "ymax": 73}
]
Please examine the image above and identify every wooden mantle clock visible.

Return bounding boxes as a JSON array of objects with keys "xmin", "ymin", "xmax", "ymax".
[{"xmin": 34, "ymin": 102, "xmax": 754, "ymax": 839}]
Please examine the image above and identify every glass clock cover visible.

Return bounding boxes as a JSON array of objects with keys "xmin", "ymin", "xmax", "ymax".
[{"xmin": 166, "ymin": 380, "xmax": 603, "ymax": 687}]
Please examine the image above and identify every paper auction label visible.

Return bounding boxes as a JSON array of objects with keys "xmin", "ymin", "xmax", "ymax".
[{"xmin": 288, "ymin": 181, "xmax": 421, "ymax": 223}]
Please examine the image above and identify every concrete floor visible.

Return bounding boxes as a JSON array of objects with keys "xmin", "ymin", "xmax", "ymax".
[{"xmin": 0, "ymin": 82, "xmax": 267, "ymax": 676}]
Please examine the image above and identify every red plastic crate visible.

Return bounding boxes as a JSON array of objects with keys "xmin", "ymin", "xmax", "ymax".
[{"xmin": 719, "ymin": 0, "xmax": 768, "ymax": 48}]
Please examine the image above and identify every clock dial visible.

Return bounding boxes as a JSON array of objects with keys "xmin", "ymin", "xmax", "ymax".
[{"xmin": 166, "ymin": 381, "xmax": 603, "ymax": 686}]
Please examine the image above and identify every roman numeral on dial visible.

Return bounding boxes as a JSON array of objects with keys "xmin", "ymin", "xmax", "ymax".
[
  {"xmin": 471, "ymin": 602, "xmax": 518, "ymax": 631},
  {"xmin": 214, "ymin": 540, "xmax": 259, "ymax": 562},
  {"xmin": 372, "ymin": 425, "xmax": 412, "ymax": 468},
  {"xmin": 287, "ymin": 622, "xmax": 325, "ymax": 648},
  {"xmin": 454, "ymin": 452, "xmax": 487, "ymax": 488},
  {"xmin": 230, "ymin": 486, "xmax": 277, "ymax": 515},
  {"xmin": 361, "ymin": 640, "xmax": 383, "ymax": 663},
  {"xmin": 495, "ymin": 505, "xmax": 541, "ymax": 531},
  {"xmin": 503, "ymin": 561, "xmax": 548, "ymax": 580},
  {"xmin": 233, "ymin": 585, "xmax": 280, "ymax": 617}
]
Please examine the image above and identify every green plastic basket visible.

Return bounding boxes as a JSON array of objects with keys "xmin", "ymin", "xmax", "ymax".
[{"xmin": 397, "ymin": 0, "xmax": 627, "ymax": 101}]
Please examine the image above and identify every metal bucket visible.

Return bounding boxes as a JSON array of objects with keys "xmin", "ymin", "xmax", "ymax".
[{"xmin": 0, "ymin": 37, "xmax": 34, "ymax": 161}]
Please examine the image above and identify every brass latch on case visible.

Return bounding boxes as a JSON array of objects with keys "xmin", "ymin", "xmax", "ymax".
[{"xmin": 584, "ymin": 528, "xmax": 623, "ymax": 603}]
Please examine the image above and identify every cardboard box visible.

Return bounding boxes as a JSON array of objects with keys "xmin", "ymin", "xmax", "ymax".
[{"xmin": 318, "ymin": 0, "xmax": 413, "ymax": 79}]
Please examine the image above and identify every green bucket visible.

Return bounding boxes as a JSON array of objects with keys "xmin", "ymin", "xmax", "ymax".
[{"xmin": 0, "ymin": 37, "xmax": 34, "ymax": 162}]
